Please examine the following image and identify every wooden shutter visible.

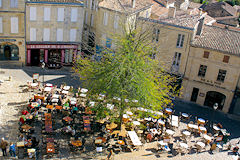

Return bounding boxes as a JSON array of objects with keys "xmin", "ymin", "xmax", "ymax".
[
  {"xmin": 0, "ymin": 17, "xmax": 2, "ymax": 33},
  {"xmin": 57, "ymin": 8, "xmax": 64, "ymax": 22},
  {"xmin": 30, "ymin": 7, "xmax": 37, "ymax": 21},
  {"xmin": 43, "ymin": 28, "xmax": 50, "ymax": 41},
  {"xmin": 44, "ymin": 7, "xmax": 51, "ymax": 21},
  {"xmin": 11, "ymin": 17, "xmax": 18, "ymax": 33},
  {"xmin": 30, "ymin": 28, "xmax": 36, "ymax": 41},
  {"xmin": 57, "ymin": 28, "xmax": 63, "ymax": 41},
  {"xmin": 70, "ymin": 29, "xmax": 76, "ymax": 41},
  {"xmin": 203, "ymin": 51, "xmax": 209, "ymax": 58},
  {"xmin": 223, "ymin": 55, "xmax": 230, "ymax": 63},
  {"xmin": 71, "ymin": 8, "xmax": 78, "ymax": 22},
  {"xmin": 114, "ymin": 15, "xmax": 119, "ymax": 29}
]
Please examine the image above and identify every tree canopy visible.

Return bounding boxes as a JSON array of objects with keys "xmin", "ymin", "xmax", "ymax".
[{"xmin": 74, "ymin": 26, "xmax": 179, "ymax": 123}]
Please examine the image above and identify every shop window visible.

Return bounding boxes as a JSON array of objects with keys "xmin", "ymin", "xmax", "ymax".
[
  {"xmin": 198, "ymin": 65, "xmax": 207, "ymax": 77},
  {"xmin": 223, "ymin": 55, "xmax": 230, "ymax": 63},
  {"xmin": 0, "ymin": 44, "xmax": 19, "ymax": 61},
  {"xmin": 217, "ymin": 69, "xmax": 226, "ymax": 82},
  {"xmin": 203, "ymin": 51, "xmax": 209, "ymax": 58}
]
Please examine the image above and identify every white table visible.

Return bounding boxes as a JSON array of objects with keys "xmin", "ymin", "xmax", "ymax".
[
  {"xmin": 150, "ymin": 128, "xmax": 159, "ymax": 135},
  {"xmin": 70, "ymin": 101, "xmax": 76, "ymax": 105},
  {"xmin": 113, "ymin": 97, "xmax": 121, "ymax": 101},
  {"xmin": 63, "ymin": 86, "xmax": 70, "ymax": 90},
  {"xmin": 203, "ymin": 134, "xmax": 212, "ymax": 141},
  {"xmin": 144, "ymin": 117, "xmax": 151, "ymax": 121},
  {"xmin": 158, "ymin": 140, "xmax": 168, "ymax": 146},
  {"xmin": 133, "ymin": 121, "xmax": 140, "ymax": 126},
  {"xmin": 166, "ymin": 129, "xmax": 175, "ymax": 135},
  {"xmin": 158, "ymin": 119, "xmax": 165, "ymax": 125},
  {"xmin": 196, "ymin": 142, "xmax": 205, "ymax": 148},
  {"xmin": 198, "ymin": 118, "xmax": 205, "ymax": 123},
  {"xmin": 80, "ymin": 88, "xmax": 88, "ymax": 93},
  {"xmin": 123, "ymin": 114, "xmax": 129, "ymax": 119},
  {"xmin": 213, "ymin": 125, "xmax": 220, "ymax": 131},
  {"xmin": 52, "ymin": 94, "xmax": 60, "ymax": 99},
  {"xmin": 126, "ymin": 111, "xmax": 133, "ymax": 116},
  {"xmin": 107, "ymin": 104, "xmax": 114, "ymax": 110},
  {"xmin": 89, "ymin": 101, "xmax": 95, "ymax": 107},
  {"xmin": 62, "ymin": 90, "xmax": 68, "ymax": 94},
  {"xmin": 182, "ymin": 130, "xmax": 191, "ymax": 136},
  {"xmin": 188, "ymin": 124, "xmax": 198, "ymax": 129},
  {"xmin": 31, "ymin": 83, "xmax": 38, "ymax": 87},
  {"xmin": 44, "ymin": 87, "xmax": 52, "ymax": 92},
  {"xmin": 51, "ymin": 98, "xmax": 58, "ymax": 103},
  {"xmin": 180, "ymin": 142, "xmax": 189, "ymax": 149},
  {"xmin": 80, "ymin": 93, "xmax": 87, "ymax": 97},
  {"xmin": 45, "ymin": 83, "xmax": 53, "ymax": 87},
  {"xmin": 182, "ymin": 113, "xmax": 189, "ymax": 118},
  {"xmin": 199, "ymin": 126, "xmax": 207, "ymax": 132}
]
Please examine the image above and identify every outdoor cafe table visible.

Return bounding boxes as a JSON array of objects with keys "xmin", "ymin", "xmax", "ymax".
[
  {"xmin": 199, "ymin": 126, "xmax": 207, "ymax": 134},
  {"xmin": 150, "ymin": 128, "xmax": 160, "ymax": 135},
  {"xmin": 52, "ymin": 94, "xmax": 60, "ymax": 99},
  {"xmin": 182, "ymin": 130, "xmax": 191, "ymax": 136},
  {"xmin": 63, "ymin": 86, "xmax": 70, "ymax": 91},
  {"xmin": 182, "ymin": 113, "xmax": 189, "ymax": 118},
  {"xmin": 187, "ymin": 124, "xmax": 199, "ymax": 130},
  {"xmin": 47, "ymin": 143, "xmax": 55, "ymax": 153},
  {"xmin": 203, "ymin": 134, "xmax": 213, "ymax": 142},
  {"xmin": 71, "ymin": 140, "xmax": 82, "ymax": 147},
  {"xmin": 165, "ymin": 108, "xmax": 172, "ymax": 114},
  {"xmin": 44, "ymin": 87, "xmax": 52, "ymax": 92},
  {"xmin": 196, "ymin": 141, "xmax": 205, "ymax": 148},
  {"xmin": 62, "ymin": 90, "xmax": 68, "ymax": 94},
  {"xmin": 213, "ymin": 125, "xmax": 220, "ymax": 131},
  {"xmin": 51, "ymin": 98, "xmax": 58, "ymax": 103},
  {"xmin": 179, "ymin": 142, "xmax": 189, "ymax": 149},
  {"xmin": 158, "ymin": 119, "xmax": 165, "ymax": 125},
  {"xmin": 46, "ymin": 105, "xmax": 54, "ymax": 110},
  {"xmin": 30, "ymin": 83, "xmax": 38, "ymax": 87},
  {"xmin": 45, "ymin": 83, "xmax": 53, "ymax": 87},
  {"xmin": 80, "ymin": 88, "xmax": 88, "ymax": 93},
  {"xmin": 166, "ymin": 129, "xmax": 175, "ymax": 136},
  {"xmin": 198, "ymin": 118, "xmax": 206, "ymax": 125}
]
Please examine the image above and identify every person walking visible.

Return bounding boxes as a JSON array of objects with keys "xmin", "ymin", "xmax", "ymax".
[
  {"xmin": 9, "ymin": 142, "xmax": 16, "ymax": 157},
  {"xmin": 0, "ymin": 138, "xmax": 8, "ymax": 156}
]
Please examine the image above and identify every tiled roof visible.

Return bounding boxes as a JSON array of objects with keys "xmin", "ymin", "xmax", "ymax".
[
  {"xmin": 28, "ymin": 0, "xmax": 83, "ymax": 3},
  {"xmin": 203, "ymin": 2, "xmax": 237, "ymax": 17},
  {"xmin": 99, "ymin": 0, "xmax": 152, "ymax": 14},
  {"xmin": 191, "ymin": 25, "xmax": 240, "ymax": 55},
  {"xmin": 233, "ymin": 5, "xmax": 240, "ymax": 12},
  {"xmin": 188, "ymin": 2, "xmax": 202, "ymax": 9},
  {"xmin": 150, "ymin": 0, "xmax": 168, "ymax": 19}
]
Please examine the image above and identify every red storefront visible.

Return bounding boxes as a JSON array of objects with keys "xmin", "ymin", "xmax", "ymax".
[{"xmin": 26, "ymin": 44, "xmax": 78, "ymax": 67}]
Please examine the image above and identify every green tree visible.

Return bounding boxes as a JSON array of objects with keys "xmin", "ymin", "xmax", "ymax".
[{"xmin": 74, "ymin": 25, "xmax": 179, "ymax": 128}]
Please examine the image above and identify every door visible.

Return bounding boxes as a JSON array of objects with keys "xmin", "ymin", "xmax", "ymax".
[
  {"xmin": 204, "ymin": 91, "xmax": 226, "ymax": 110},
  {"xmin": 31, "ymin": 49, "xmax": 40, "ymax": 66},
  {"xmin": 190, "ymin": 87, "xmax": 199, "ymax": 102},
  {"xmin": 4, "ymin": 46, "xmax": 11, "ymax": 60}
]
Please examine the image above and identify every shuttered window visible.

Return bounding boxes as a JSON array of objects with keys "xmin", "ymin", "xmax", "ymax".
[
  {"xmin": 223, "ymin": 55, "xmax": 230, "ymax": 63},
  {"xmin": 30, "ymin": 28, "xmax": 36, "ymax": 41},
  {"xmin": 30, "ymin": 7, "xmax": 37, "ymax": 21},
  {"xmin": 0, "ymin": 17, "xmax": 2, "ymax": 33},
  {"xmin": 43, "ymin": 28, "xmax": 50, "ymax": 41},
  {"xmin": 71, "ymin": 8, "xmax": 78, "ymax": 22},
  {"xmin": 0, "ymin": 0, "xmax": 2, "ymax": 8},
  {"xmin": 103, "ymin": 12, "xmax": 108, "ymax": 26},
  {"xmin": 84, "ymin": 11, "xmax": 88, "ymax": 24},
  {"xmin": 114, "ymin": 15, "xmax": 119, "ymax": 29},
  {"xmin": 203, "ymin": 51, "xmax": 209, "ymax": 58},
  {"xmin": 10, "ymin": 0, "xmax": 18, "ymax": 8},
  {"xmin": 44, "ymin": 7, "xmax": 51, "ymax": 21},
  {"xmin": 11, "ymin": 17, "xmax": 18, "ymax": 33},
  {"xmin": 57, "ymin": 8, "xmax": 64, "ymax": 22},
  {"xmin": 70, "ymin": 29, "xmax": 77, "ymax": 41},
  {"xmin": 90, "ymin": 14, "xmax": 94, "ymax": 26},
  {"xmin": 56, "ymin": 28, "xmax": 63, "ymax": 41}
]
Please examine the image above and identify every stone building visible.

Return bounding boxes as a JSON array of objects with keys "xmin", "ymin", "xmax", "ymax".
[
  {"xmin": 0, "ymin": 0, "xmax": 26, "ymax": 65},
  {"xmin": 25, "ymin": 0, "xmax": 84, "ymax": 67},
  {"xmin": 182, "ymin": 25, "xmax": 240, "ymax": 113}
]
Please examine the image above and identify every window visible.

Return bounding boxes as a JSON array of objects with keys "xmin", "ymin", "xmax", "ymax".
[
  {"xmin": 84, "ymin": 11, "xmax": 88, "ymax": 24},
  {"xmin": 10, "ymin": 0, "xmax": 18, "ymax": 8},
  {"xmin": 43, "ymin": 28, "xmax": 50, "ymax": 41},
  {"xmin": 176, "ymin": 34, "xmax": 185, "ymax": 48},
  {"xmin": 91, "ymin": 0, "xmax": 95, "ymax": 10},
  {"xmin": 203, "ymin": 51, "xmax": 209, "ymax": 58},
  {"xmin": 0, "ymin": 0, "xmax": 2, "ymax": 8},
  {"xmin": 30, "ymin": 28, "xmax": 36, "ymax": 41},
  {"xmin": 198, "ymin": 65, "xmax": 207, "ymax": 77},
  {"xmin": 57, "ymin": 8, "xmax": 64, "ymax": 22},
  {"xmin": 11, "ymin": 17, "xmax": 18, "ymax": 33},
  {"xmin": 70, "ymin": 29, "xmax": 77, "ymax": 41},
  {"xmin": 223, "ymin": 55, "xmax": 230, "ymax": 63},
  {"xmin": 172, "ymin": 52, "xmax": 181, "ymax": 66},
  {"xmin": 44, "ymin": 7, "xmax": 51, "ymax": 21},
  {"xmin": 89, "ymin": 0, "xmax": 92, "ymax": 9},
  {"xmin": 217, "ymin": 69, "xmax": 226, "ymax": 82},
  {"xmin": 152, "ymin": 28, "xmax": 160, "ymax": 42},
  {"xmin": 0, "ymin": 17, "xmax": 2, "ymax": 33},
  {"xmin": 30, "ymin": 7, "xmax": 37, "ymax": 21},
  {"xmin": 103, "ymin": 12, "xmax": 108, "ymax": 26},
  {"xmin": 71, "ymin": 8, "xmax": 78, "ymax": 22},
  {"xmin": 114, "ymin": 15, "xmax": 119, "ymax": 29},
  {"xmin": 56, "ymin": 28, "xmax": 63, "ymax": 41},
  {"xmin": 90, "ymin": 14, "xmax": 94, "ymax": 26}
]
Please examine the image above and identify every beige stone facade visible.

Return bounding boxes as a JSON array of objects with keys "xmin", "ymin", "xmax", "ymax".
[
  {"xmin": 182, "ymin": 47, "xmax": 240, "ymax": 113},
  {"xmin": 26, "ymin": 0, "xmax": 84, "ymax": 66},
  {"xmin": 0, "ymin": 0, "xmax": 26, "ymax": 65}
]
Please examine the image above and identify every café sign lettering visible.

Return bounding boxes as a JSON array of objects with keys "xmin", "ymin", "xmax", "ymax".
[{"xmin": 27, "ymin": 44, "xmax": 78, "ymax": 49}]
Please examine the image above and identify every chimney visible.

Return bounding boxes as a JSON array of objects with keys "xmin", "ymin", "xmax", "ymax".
[
  {"xmin": 132, "ymin": 0, "xmax": 136, "ymax": 8},
  {"xmin": 168, "ymin": 7, "xmax": 176, "ymax": 18},
  {"xmin": 196, "ymin": 17, "xmax": 205, "ymax": 35}
]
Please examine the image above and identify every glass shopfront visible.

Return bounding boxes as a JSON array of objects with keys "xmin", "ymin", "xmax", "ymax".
[{"xmin": 0, "ymin": 44, "xmax": 19, "ymax": 61}]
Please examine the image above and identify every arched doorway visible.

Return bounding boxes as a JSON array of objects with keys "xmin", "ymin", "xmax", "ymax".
[
  {"xmin": 204, "ymin": 91, "xmax": 226, "ymax": 110},
  {"xmin": 4, "ymin": 46, "xmax": 11, "ymax": 60}
]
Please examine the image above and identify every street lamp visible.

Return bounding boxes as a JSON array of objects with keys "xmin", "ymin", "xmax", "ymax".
[
  {"xmin": 41, "ymin": 62, "xmax": 45, "ymax": 86},
  {"xmin": 212, "ymin": 103, "xmax": 218, "ymax": 133}
]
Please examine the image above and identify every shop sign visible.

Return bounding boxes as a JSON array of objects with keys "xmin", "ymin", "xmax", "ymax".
[
  {"xmin": 0, "ymin": 39, "xmax": 16, "ymax": 42},
  {"xmin": 27, "ymin": 44, "xmax": 78, "ymax": 49}
]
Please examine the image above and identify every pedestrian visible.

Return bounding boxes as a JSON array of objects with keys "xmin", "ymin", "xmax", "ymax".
[
  {"xmin": 0, "ymin": 138, "xmax": 8, "ymax": 156},
  {"xmin": 9, "ymin": 142, "xmax": 16, "ymax": 157}
]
